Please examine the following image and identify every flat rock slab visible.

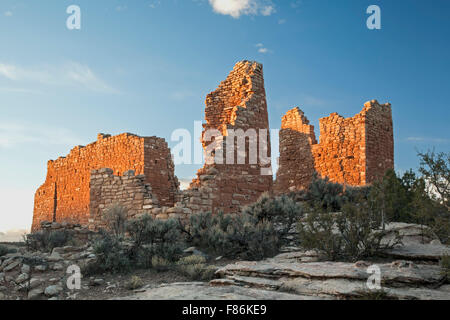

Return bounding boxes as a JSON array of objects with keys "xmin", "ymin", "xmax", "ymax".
[
  {"xmin": 280, "ymin": 278, "xmax": 450, "ymax": 300},
  {"xmin": 213, "ymin": 269, "xmax": 450, "ymax": 300},
  {"xmin": 384, "ymin": 242, "xmax": 449, "ymax": 260},
  {"xmin": 114, "ymin": 282, "xmax": 326, "ymax": 300},
  {"xmin": 216, "ymin": 261, "xmax": 444, "ymax": 286}
]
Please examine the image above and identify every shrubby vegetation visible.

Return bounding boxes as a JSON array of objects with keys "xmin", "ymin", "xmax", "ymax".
[
  {"xmin": 84, "ymin": 150, "xmax": 449, "ymax": 272},
  {"xmin": 0, "ymin": 244, "xmax": 16, "ymax": 257},
  {"xmin": 180, "ymin": 211, "xmax": 281, "ymax": 261},
  {"xmin": 125, "ymin": 275, "xmax": 144, "ymax": 290},
  {"xmin": 242, "ymin": 193, "xmax": 303, "ymax": 245},
  {"xmin": 298, "ymin": 200, "xmax": 402, "ymax": 261},
  {"xmin": 84, "ymin": 193, "xmax": 303, "ymax": 275},
  {"xmin": 104, "ymin": 204, "xmax": 127, "ymax": 238},
  {"xmin": 23, "ymin": 229, "xmax": 72, "ymax": 252},
  {"xmin": 83, "ymin": 231, "xmax": 132, "ymax": 275},
  {"xmin": 176, "ymin": 255, "xmax": 217, "ymax": 281},
  {"xmin": 289, "ymin": 174, "xmax": 370, "ymax": 212},
  {"xmin": 366, "ymin": 151, "xmax": 450, "ymax": 243},
  {"xmin": 83, "ymin": 214, "xmax": 184, "ymax": 275},
  {"xmin": 295, "ymin": 151, "xmax": 450, "ymax": 261}
]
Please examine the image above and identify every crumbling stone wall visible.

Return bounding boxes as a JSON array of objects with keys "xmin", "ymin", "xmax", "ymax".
[
  {"xmin": 32, "ymin": 61, "xmax": 395, "ymax": 232},
  {"xmin": 89, "ymin": 168, "xmax": 159, "ymax": 230},
  {"xmin": 275, "ymin": 100, "xmax": 394, "ymax": 192},
  {"xmin": 189, "ymin": 60, "xmax": 273, "ymax": 214},
  {"xmin": 32, "ymin": 133, "xmax": 178, "ymax": 231}
]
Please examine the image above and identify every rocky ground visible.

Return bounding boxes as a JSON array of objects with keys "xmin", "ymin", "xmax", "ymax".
[{"xmin": 0, "ymin": 223, "xmax": 449, "ymax": 300}]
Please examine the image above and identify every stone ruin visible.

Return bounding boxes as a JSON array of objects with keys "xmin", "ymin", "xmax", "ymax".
[
  {"xmin": 32, "ymin": 61, "xmax": 394, "ymax": 231},
  {"xmin": 274, "ymin": 100, "xmax": 394, "ymax": 192},
  {"xmin": 32, "ymin": 133, "xmax": 179, "ymax": 231}
]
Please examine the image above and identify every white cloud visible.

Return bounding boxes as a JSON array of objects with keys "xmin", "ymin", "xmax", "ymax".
[
  {"xmin": 0, "ymin": 64, "xmax": 19, "ymax": 80},
  {"xmin": 208, "ymin": 0, "xmax": 275, "ymax": 18},
  {"xmin": 261, "ymin": 5, "xmax": 275, "ymax": 16},
  {"xmin": 149, "ymin": 0, "xmax": 161, "ymax": 9},
  {"xmin": 0, "ymin": 122, "xmax": 83, "ymax": 149},
  {"xmin": 291, "ymin": 0, "xmax": 302, "ymax": 9},
  {"xmin": 256, "ymin": 43, "xmax": 270, "ymax": 54},
  {"xmin": 0, "ymin": 62, "xmax": 118, "ymax": 93},
  {"xmin": 64, "ymin": 62, "xmax": 116, "ymax": 93},
  {"xmin": 4, "ymin": 11, "xmax": 13, "ymax": 17}
]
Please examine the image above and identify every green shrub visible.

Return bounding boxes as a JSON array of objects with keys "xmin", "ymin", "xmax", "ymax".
[
  {"xmin": 242, "ymin": 193, "xmax": 304, "ymax": 244},
  {"xmin": 176, "ymin": 255, "xmax": 216, "ymax": 281},
  {"xmin": 125, "ymin": 275, "xmax": 144, "ymax": 290},
  {"xmin": 104, "ymin": 204, "xmax": 128, "ymax": 238},
  {"xmin": 226, "ymin": 214, "xmax": 280, "ymax": 260},
  {"xmin": 298, "ymin": 201, "xmax": 402, "ymax": 262},
  {"xmin": 126, "ymin": 214, "xmax": 184, "ymax": 264},
  {"xmin": 151, "ymin": 256, "xmax": 172, "ymax": 272},
  {"xmin": 290, "ymin": 174, "xmax": 361, "ymax": 212},
  {"xmin": 182, "ymin": 211, "xmax": 280, "ymax": 261},
  {"xmin": 83, "ymin": 231, "xmax": 131, "ymax": 275},
  {"xmin": 0, "ymin": 244, "xmax": 16, "ymax": 257},
  {"xmin": 182, "ymin": 212, "xmax": 232, "ymax": 254},
  {"xmin": 417, "ymin": 150, "xmax": 449, "ymax": 210},
  {"xmin": 47, "ymin": 230, "xmax": 71, "ymax": 249},
  {"xmin": 23, "ymin": 229, "xmax": 71, "ymax": 252},
  {"xmin": 305, "ymin": 174, "xmax": 346, "ymax": 211},
  {"xmin": 368, "ymin": 169, "xmax": 414, "ymax": 224}
]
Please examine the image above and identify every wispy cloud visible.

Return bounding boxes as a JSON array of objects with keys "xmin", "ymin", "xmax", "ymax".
[
  {"xmin": 291, "ymin": 0, "xmax": 302, "ymax": 9},
  {"xmin": 4, "ymin": 11, "xmax": 13, "ymax": 17},
  {"xmin": 149, "ymin": 0, "xmax": 161, "ymax": 9},
  {"xmin": 256, "ymin": 43, "xmax": 271, "ymax": 54},
  {"xmin": 64, "ymin": 62, "xmax": 117, "ymax": 93},
  {"xmin": 0, "ymin": 62, "xmax": 118, "ymax": 94},
  {"xmin": 406, "ymin": 137, "xmax": 450, "ymax": 144},
  {"xmin": 0, "ymin": 122, "xmax": 83, "ymax": 149},
  {"xmin": 208, "ymin": 0, "xmax": 275, "ymax": 18},
  {"xmin": 278, "ymin": 19, "xmax": 286, "ymax": 24}
]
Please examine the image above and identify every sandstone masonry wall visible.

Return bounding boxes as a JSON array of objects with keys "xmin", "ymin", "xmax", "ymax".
[
  {"xmin": 89, "ymin": 168, "xmax": 159, "ymax": 229},
  {"xmin": 275, "ymin": 100, "xmax": 394, "ymax": 192},
  {"xmin": 189, "ymin": 60, "xmax": 273, "ymax": 214},
  {"xmin": 32, "ymin": 61, "xmax": 395, "ymax": 232},
  {"xmin": 32, "ymin": 133, "xmax": 178, "ymax": 231}
]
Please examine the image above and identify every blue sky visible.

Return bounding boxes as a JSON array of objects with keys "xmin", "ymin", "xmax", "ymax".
[{"xmin": 0, "ymin": 0, "xmax": 449, "ymax": 233}]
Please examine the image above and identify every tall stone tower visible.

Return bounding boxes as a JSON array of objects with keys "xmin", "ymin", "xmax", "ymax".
[
  {"xmin": 190, "ymin": 60, "xmax": 273, "ymax": 213},
  {"xmin": 275, "ymin": 100, "xmax": 394, "ymax": 192}
]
